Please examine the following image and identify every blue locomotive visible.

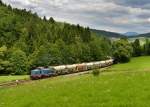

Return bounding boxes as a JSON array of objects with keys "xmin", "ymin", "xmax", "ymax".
[{"xmin": 30, "ymin": 67, "xmax": 55, "ymax": 80}]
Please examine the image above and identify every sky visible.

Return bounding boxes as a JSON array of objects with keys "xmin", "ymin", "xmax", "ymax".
[{"xmin": 2, "ymin": 0, "xmax": 150, "ymax": 34}]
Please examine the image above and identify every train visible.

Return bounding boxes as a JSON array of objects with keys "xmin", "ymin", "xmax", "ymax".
[{"xmin": 30, "ymin": 59, "xmax": 114, "ymax": 80}]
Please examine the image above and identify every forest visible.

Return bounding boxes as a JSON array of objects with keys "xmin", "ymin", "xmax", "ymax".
[{"xmin": 0, "ymin": 0, "xmax": 150, "ymax": 75}]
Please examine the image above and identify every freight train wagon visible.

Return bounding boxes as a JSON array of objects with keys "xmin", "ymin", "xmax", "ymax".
[{"xmin": 30, "ymin": 59, "xmax": 114, "ymax": 80}]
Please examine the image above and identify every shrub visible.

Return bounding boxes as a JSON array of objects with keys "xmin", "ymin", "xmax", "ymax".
[
  {"xmin": 113, "ymin": 39, "xmax": 132, "ymax": 63},
  {"xmin": 92, "ymin": 69, "xmax": 100, "ymax": 76}
]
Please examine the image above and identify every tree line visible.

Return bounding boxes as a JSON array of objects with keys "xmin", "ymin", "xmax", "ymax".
[
  {"xmin": 113, "ymin": 38, "xmax": 150, "ymax": 63},
  {"xmin": 0, "ymin": 1, "xmax": 112, "ymax": 75},
  {"xmin": 132, "ymin": 38, "xmax": 150, "ymax": 57}
]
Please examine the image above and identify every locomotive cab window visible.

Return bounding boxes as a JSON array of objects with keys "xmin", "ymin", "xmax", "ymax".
[{"xmin": 31, "ymin": 70, "xmax": 41, "ymax": 75}]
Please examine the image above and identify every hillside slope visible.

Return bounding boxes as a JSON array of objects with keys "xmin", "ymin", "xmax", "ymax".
[
  {"xmin": 124, "ymin": 32, "xmax": 139, "ymax": 36},
  {"xmin": 136, "ymin": 33, "xmax": 150, "ymax": 37},
  {"xmin": 0, "ymin": 1, "xmax": 112, "ymax": 74},
  {"xmin": 128, "ymin": 33, "xmax": 150, "ymax": 38},
  {"xmin": 91, "ymin": 29, "xmax": 125, "ymax": 38}
]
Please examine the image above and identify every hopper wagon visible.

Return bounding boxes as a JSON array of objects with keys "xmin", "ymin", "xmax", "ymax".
[{"xmin": 30, "ymin": 59, "xmax": 114, "ymax": 80}]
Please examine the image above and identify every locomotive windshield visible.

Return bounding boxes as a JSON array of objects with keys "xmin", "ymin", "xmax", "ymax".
[{"xmin": 31, "ymin": 69, "xmax": 41, "ymax": 75}]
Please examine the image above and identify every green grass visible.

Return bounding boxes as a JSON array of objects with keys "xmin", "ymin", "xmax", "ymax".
[
  {"xmin": 0, "ymin": 75, "xmax": 29, "ymax": 83},
  {"xmin": 1, "ymin": 56, "xmax": 150, "ymax": 107},
  {"xmin": 108, "ymin": 56, "xmax": 150, "ymax": 72}
]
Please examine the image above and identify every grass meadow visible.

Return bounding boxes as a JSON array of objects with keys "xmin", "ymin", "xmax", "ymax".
[{"xmin": 1, "ymin": 56, "xmax": 150, "ymax": 107}]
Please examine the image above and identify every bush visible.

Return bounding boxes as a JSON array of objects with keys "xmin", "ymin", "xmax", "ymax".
[
  {"xmin": 113, "ymin": 39, "xmax": 132, "ymax": 63},
  {"xmin": 113, "ymin": 49, "xmax": 131, "ymax": 63},
  {"xmin": 92, "ymin": 69, "xmax": 100, "ymax": 76}
]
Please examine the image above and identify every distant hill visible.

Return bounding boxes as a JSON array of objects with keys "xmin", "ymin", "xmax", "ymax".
[
  {"xmin": 91, "ymin": 29, "xmax": 125, "ymax": 38},
  {"xmin": 128, "ymin": 33, "xmax": 150, "ymax": 38},
  {"xmin": 136, "ymin": 33, "xmax": 150, "ymax": 37},
  {"xmin": 124, "ymin": 32, "xmax": 139, "ymax": 36}
]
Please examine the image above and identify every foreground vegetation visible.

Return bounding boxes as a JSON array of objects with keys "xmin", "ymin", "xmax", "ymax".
[{"xmin": 1, "ymin": 56, "xmax": 150, "ymax": 107}]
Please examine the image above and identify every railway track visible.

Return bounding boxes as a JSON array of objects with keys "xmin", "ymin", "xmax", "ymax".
[
  {"xmin": 0, "ymin": 79, "xmax": 32, "ymax": 88},
  {"xmin": 0, "ymin": 67, "xmax": 111, "ymax": 88}
]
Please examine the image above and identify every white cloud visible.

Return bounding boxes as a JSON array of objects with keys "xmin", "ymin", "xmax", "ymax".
[{"xmin": 2, "ymin": 0, "xmax": 150, "ymax": 33}]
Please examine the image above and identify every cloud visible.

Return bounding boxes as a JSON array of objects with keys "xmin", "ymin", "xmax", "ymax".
[{"xmin": 2, "ymin": 0, "xmax": 150, "ymax": 33}]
